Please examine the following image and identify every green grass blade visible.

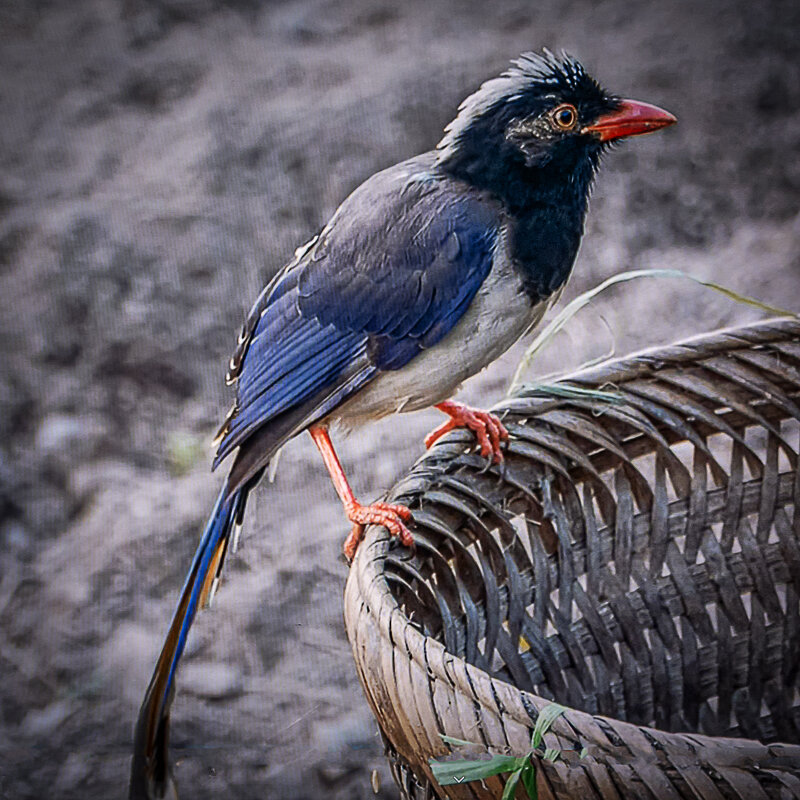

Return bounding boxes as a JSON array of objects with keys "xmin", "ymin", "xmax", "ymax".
[
  {"xmin": 501, "ymin": 767, "xmax": 522, "ymax": 800},
  {"xmin": 531, "ymin": 703, "xmax": 567, "ymax": 749},
  {"xmin": 508, "ymin": 268, "xmax": 796, "ymax": 394},
  {"xmin": 439, "ymin": 734, "xmax": 478, "ymax": 748},
  {"xmin": 515, "ymin": 383, "xmax": 625, "ymax": 404},
  {"xmin": 429, "ymin": 754, "xmax": 522, "ymax": 786},
  {"xmin": 520, "ymin": 761, "xmax": 538, "ymax": 800}
]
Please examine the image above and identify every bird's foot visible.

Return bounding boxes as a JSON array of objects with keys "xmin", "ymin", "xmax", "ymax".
[
  {"xmin": 342, "ymin": 501, "xmax": 414, "ymax": 561},
  {"xmin": 426, "ymin": 400, "xmax": 509, "ymax": 463}
]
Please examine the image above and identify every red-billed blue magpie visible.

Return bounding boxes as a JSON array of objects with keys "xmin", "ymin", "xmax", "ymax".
[{"xmin": 130, "ymin": 51, "xmax": 675, "ymax": 798}]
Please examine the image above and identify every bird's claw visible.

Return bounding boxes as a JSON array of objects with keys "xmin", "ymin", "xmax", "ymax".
[
  {"xmin": 426, "ymin": 401, "xmax": 509, "ymax": 463},
  {"xmin": 342, "ymin": 501, "xmax": 414, "ymax": 561}
]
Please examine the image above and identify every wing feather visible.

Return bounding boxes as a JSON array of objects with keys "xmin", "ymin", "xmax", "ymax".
[{"xmin": 215, "ymin": 154, "xmax": 501, "ymax": 468}]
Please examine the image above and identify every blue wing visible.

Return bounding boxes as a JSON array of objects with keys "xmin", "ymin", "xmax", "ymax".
[{"xmin": 215, "ymin": 154, "xmax": 500, "ymax": 471}]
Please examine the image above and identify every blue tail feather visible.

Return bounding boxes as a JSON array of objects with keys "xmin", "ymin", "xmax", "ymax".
[{"xmin": 129, "ymin": 483, "xmax": 246, "ymax": 800}]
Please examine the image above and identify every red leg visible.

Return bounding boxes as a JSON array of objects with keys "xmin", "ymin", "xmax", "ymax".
[
  {"xmin": 425, "ymin": 399, "xmax": 509, "ymax": 463},
  {"xmin": 309, "ymin": 426, "xmax": 414, "ymax": 560}
]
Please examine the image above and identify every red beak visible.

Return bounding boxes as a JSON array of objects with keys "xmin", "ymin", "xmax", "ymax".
[{"xmin": 583, "ymin": 99, "xmax": 676, "ymax": 142}]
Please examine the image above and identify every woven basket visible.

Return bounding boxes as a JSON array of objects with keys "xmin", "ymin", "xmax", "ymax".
[{"xmin": 344, "ymin": 317, "xmax": 800, "ymax": 800}]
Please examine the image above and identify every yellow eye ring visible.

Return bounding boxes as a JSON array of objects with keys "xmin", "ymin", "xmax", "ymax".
[{"xmin": 550, "ymin": 103, "xmax": 578, "ymax": 131}]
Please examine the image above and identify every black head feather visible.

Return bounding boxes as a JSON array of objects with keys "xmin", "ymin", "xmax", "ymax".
[{"xmin": 437, "ymin": 50, "xmax": 619, "ymax": 211}]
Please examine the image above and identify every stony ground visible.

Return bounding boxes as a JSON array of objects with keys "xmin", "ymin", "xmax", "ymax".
[{"xmin": 1, "ymin": 0, "xmax": 798, "ymax": 798}]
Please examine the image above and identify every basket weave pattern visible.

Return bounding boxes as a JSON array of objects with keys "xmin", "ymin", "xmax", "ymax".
[{"xmin": 344, "ymin": 318, "xmax": 800, "ymax": 800}]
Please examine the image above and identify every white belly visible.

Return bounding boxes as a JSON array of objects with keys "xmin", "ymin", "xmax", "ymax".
[{"xmin": 330, "ymin": 250, "xmax": 551, "ymax": 430}]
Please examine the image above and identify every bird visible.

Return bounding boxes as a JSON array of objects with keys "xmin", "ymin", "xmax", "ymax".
[{"xmin": 129, "ymin": 50, "xmax": 676, "ymax": 799}]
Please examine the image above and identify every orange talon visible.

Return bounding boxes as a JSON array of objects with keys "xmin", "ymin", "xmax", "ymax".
[
  {"xmin": 342, "ymin": 501, "xmax": 414, "ymax": 561},
  {"xmin": 342, "ymin": 525, "xmax": 364, "ymax": 562},
  {"xmin": 426, "ymin": 400, "xmax": 509, "ymax": 463}
]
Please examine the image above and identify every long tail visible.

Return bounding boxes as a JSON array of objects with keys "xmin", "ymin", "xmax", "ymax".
[{"xmin": 129, "ymin": 481, "xmax": 251, "ymax": 800}]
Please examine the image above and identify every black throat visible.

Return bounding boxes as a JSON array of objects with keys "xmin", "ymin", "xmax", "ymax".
[{"xmin": 438, "ymin": 142, "xmax": 600, "ymax": 304}]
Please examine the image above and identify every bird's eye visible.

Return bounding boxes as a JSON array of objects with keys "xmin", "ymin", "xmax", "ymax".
[{"xmin": 550, "ymin": 104, "xmax": 578, "ymax": 131}]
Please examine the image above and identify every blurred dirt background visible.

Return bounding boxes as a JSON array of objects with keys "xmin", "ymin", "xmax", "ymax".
[{"xmin": 1, "ymin": 0, "xmax": 798, "ymax": 797}]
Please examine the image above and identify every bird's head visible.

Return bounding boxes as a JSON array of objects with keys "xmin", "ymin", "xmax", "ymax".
[{"xmin": 437, "ymin": 51, "xmax": 676, "ymax": 209}]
